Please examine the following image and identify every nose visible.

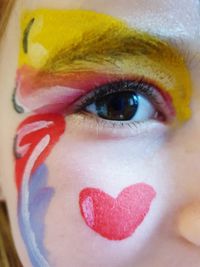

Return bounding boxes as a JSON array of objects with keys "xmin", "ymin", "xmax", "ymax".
[{"xmin": 177, "ymin": 202, "xmax": 200, "ymax": 246}]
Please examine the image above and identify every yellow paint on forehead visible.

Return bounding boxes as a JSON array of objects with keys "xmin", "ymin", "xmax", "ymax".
[{"xmin": 19, "ymin": 9, "xmax": 192, "ymax": 122}]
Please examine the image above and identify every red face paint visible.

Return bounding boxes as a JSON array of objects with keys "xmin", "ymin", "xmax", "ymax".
[
  {"xmin": 79, "ymin": 183, "xmax": 156, "ymax": 240},
  {"xmin": 15, "ymin": 114, "xmax": 65, "ymax": 190}
]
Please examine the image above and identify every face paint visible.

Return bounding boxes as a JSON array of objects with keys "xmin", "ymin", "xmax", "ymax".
[
  {"xmin": 15, "ymin": 114, "xmax": 65, "ymax": 266},
  {"xmin": 79, "ymin": 183, "xmax": 156, "ymax": 240},
  {"xmin": 13, "ymin": 8, "xmax": 191, "ymax": 267},
  {"xmin": 15, "ymin": 9, "xmax": 192, "ymax": 121}
]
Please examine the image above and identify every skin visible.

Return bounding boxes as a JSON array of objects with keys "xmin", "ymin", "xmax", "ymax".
[{"xmin": 0, "ymin": 0, "xmax": 200, "ymax": 267}]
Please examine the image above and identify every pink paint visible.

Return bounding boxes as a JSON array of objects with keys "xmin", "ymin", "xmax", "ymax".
[
  {"xmin": 16, "ymin": 66, "xmax": 121, "ymax": 113},
  {"xmin": 79, "ymin": 183, "xmax": 156, "ymax": 240},
  {"xmin": 16, "ymin": 66, "xmax": 117, "ymax": 94},
  {"xmin": 16, "ymin": 65, "xmax": 175, "ymax": 117}
]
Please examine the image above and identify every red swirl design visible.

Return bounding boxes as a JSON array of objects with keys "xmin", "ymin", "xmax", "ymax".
[{"xmin": 15, "ymin": 114, "xmax": 65, "ymax": 191}]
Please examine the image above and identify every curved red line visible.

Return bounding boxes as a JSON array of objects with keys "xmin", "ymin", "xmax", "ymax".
[{"xmin": 15, "ymin": 114, "xmax": 65, "ymax": 191}]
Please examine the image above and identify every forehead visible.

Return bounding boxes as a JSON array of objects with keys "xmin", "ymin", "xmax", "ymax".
[{"xmin": 24, "ymin": 0, "xmax": 200, "ymax": 38}]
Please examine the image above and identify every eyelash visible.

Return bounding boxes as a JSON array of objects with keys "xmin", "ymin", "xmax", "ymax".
[{"xmin": 73, "ymin": 78, "xmax": 173, "ymax": 126}]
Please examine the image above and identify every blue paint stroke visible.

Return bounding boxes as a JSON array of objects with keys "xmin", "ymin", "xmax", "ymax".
[{"xmin": 18, "ymin": 164, "xmax": 54, "ymax": 267}]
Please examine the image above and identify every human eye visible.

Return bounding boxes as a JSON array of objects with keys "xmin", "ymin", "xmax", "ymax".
[
  {"xmin": 75, "ymin": 79, "xmax": 173, "ymax": 127},
  {"xmin": 15, "ymin": 9, "xmax": 192, "ymax": 139}
]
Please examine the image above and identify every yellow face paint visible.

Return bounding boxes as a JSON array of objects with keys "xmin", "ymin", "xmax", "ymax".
[{"xmin": 18, "ymin": 9, "xmax": 192, "ymax": 122}]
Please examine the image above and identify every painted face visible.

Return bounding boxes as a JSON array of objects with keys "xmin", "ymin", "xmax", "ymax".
[
  {"xmin": 1, "ymin": 1, "xmax": 200, "ymax": 267},
  {"xmin": 13, "ymin": 8, "xmax": 193, "ymax": 266}
]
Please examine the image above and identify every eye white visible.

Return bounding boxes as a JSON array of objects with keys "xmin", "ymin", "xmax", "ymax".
[{"xmin": 133, "ymin": 95, "xmax": 155, "ymax": 122}]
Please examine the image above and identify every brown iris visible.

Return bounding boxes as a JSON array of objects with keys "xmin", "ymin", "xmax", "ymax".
[{"xmin": 95, "ymin": 92, "xmax": 139, "ymax": 121}]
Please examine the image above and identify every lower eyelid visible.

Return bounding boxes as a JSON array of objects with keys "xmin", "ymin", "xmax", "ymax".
[{"xmin": 66, "ymin": 113, "xmax": 169, "ymax": 140}]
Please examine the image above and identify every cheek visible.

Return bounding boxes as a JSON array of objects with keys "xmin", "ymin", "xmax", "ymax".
[{"xmin": 42, "ymin": 127, "xmax": 174, "ymax": 265}]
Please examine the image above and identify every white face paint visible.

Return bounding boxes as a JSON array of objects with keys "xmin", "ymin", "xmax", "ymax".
[{"xmin": 0, "ymin": 1, "xmax": 200, "ymax": 267}]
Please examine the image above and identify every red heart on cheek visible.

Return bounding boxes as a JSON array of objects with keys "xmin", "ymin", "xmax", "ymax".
[{"xmin": 79, "ymin": 183, "xmax": 156, "ymax": 240}]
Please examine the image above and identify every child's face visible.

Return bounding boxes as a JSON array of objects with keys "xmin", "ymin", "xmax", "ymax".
[{"xmin": 1, "ymin": 0, "xmax": 200, "ymax": 266}]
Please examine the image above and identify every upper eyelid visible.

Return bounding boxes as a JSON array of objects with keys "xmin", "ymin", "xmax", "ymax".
[{"xmin": 75, "ymin": 79, "xmax": 162, "ymax": 109}]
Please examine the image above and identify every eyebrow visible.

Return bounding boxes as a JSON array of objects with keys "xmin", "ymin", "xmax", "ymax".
[
  {"xmin": 17, "ymin": 9, "xmax": 192, "ymax": 122},
  {"xmin": 47, "ymin": 28, "xmax": 185, "ymax": 75},
  {"xmin": 19, "ymin": 9, "xmax": 185, "ymax": 73},
  {"xmin": 47, "ymin": 30, "xmax": 181, "ymax": 73}
]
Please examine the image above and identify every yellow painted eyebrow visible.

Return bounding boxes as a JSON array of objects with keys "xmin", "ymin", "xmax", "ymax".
[
  {"xmin": 20, "ymin": 9, "xmax": 183, "ymax": 70},
  {"xmin": 19, "ymin": 9, "xmax": 192, "ymax": 122}
]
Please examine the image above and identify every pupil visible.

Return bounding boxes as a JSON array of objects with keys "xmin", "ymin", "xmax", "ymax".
[{"xmin": 96, "ymin": 92, "xmax": 138, "ymax": 121}]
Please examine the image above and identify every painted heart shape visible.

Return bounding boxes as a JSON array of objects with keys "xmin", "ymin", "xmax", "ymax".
[{"xmin": 79, "ymin": 183, "xmax": 156, "ymax": 240}]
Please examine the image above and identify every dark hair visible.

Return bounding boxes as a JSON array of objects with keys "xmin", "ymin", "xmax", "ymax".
[{"xmin": 0, "ymin": 202, "xmax": 22, "ymax": 267}]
